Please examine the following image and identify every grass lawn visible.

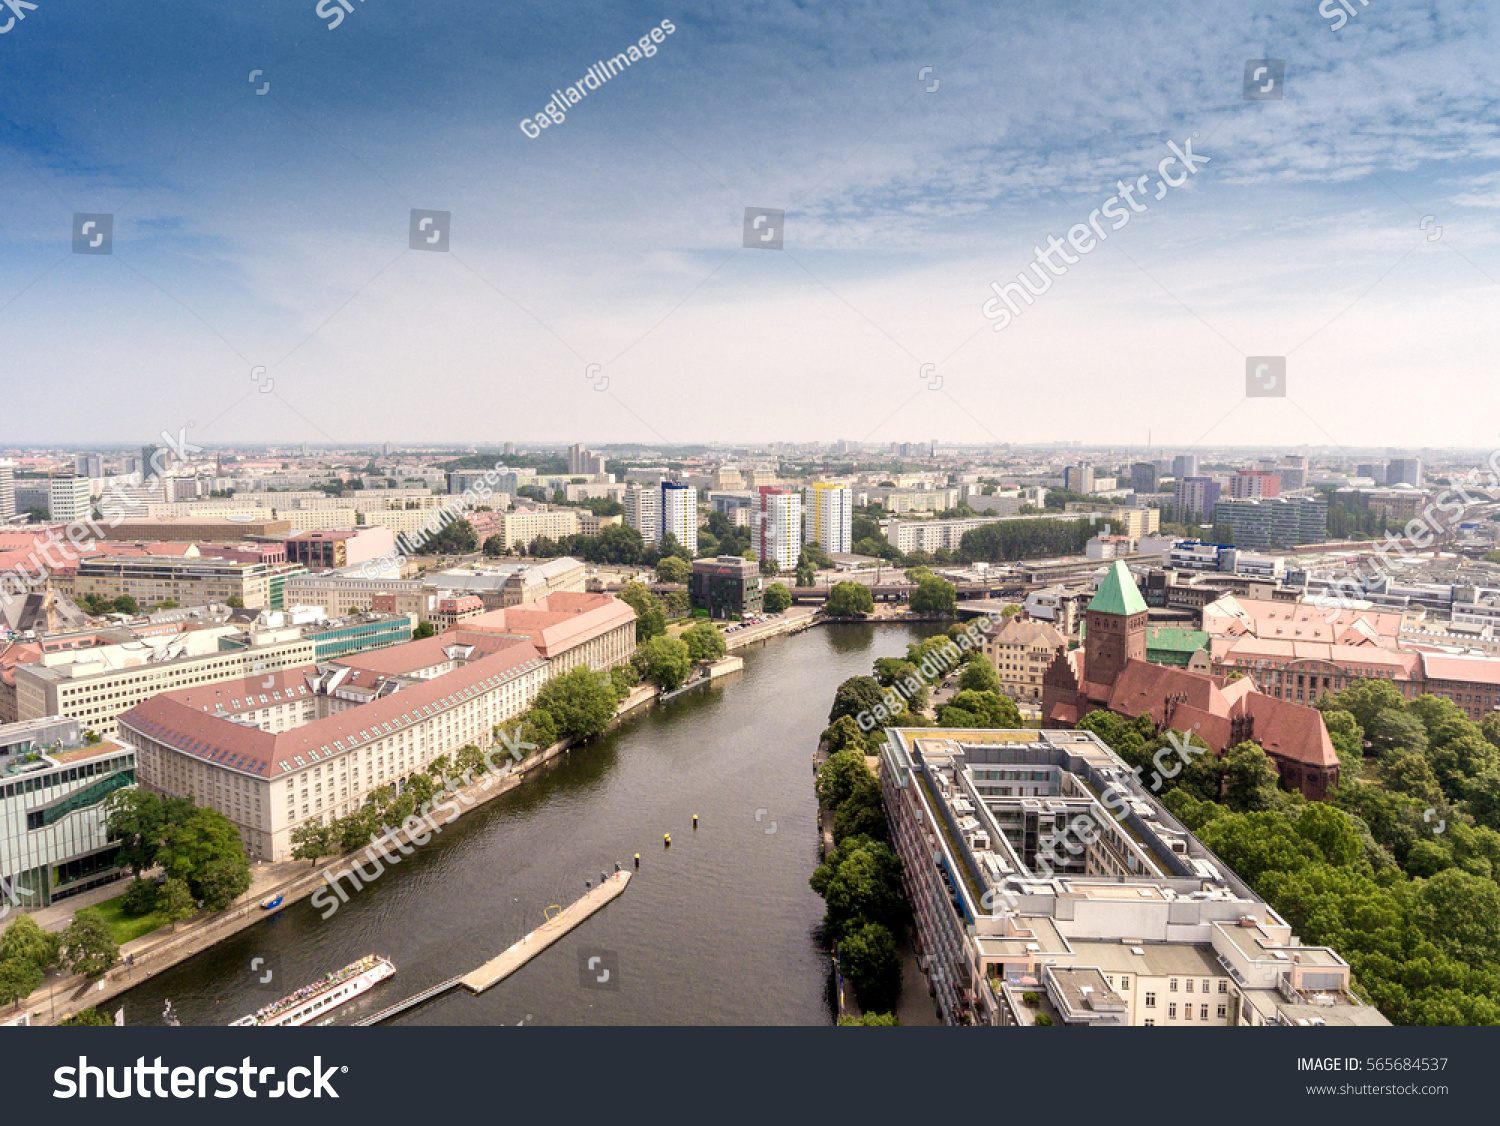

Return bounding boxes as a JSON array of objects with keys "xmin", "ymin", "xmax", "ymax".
[{"xmin": 91, "ymin": 891, "xmax": 169, "ymax": 946}]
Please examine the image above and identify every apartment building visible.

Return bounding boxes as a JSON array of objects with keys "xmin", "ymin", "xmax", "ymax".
[
  {"xmin": 47, "ymin": 476, "xmax": 93, "ymax": 523},
  {"xmin": 804, "ymin": 482, "xmax": 852, "ymax": 555},
  {"xmin": 14, "ymin": 627, "xmax": 317, "ymax": 739},
  {"xmin": 1174, "ymin": 476, "xmax": 1221, "ymax": 520},
  {"xmin": 982, "ymin": 618, "xmax": 1066, "ymax": 706},
  {"xmin": 752, "ymin": 487, "xmax": 802, "ymax": 570},
  {"xmin": 282, "ymin": 569, "xmax": 432, "ymax": 619},
  {"xmin": 881, "ymin": 727, "xmax": 1386, "ymax": 1027},
  {"xmin": 660, "ymin": 482, "xmax": 699, "ymax": 554},
  {"xmin": 1213, "ymin": 497, "xmax": 1328, "ymax": 550},
  {"xmin": 0, "ymin": 460, "xmax": 15, "ymax": 522},
  {"xmin": 74, "ymin": 555, "xmax": 306, "ymax": 610},
  {"xmin": 624, "ymin": 483, "xmax": 661, "ymax": 547},
  {"xmin": 488, "ymin": 508, "xmax": 582, "ymax": 550}
]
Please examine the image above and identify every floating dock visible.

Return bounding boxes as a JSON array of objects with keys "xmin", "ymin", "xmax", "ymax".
[
  {"xmin": 354, "ymin": 870, "xmax": 630, "ymax": 1024},
  {"xmin": 461, "ymin": 870, "xmax": 630, "ymax": 994}
]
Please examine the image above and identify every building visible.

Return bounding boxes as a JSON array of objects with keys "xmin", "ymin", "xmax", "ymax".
[
  {"xmin": 121, "ymin": 643, "xmax": 550, "ymax": 860},
  {"xmin": 1230, "ymin": 471, "xmax": 1281, "ymax": 500},
  {"xmin": 1063, "ymin": 465, "xmax": 1095, "ymax": 495},
  {"xmin": 1173, "ymin": 476, "xmax": 1221, "ymax": 521},
  {"xmin": 47, "ymin": 476, "xmax": 92, "ymax": 523},
  {"xmin": 881, "ymin": 514, "xmax": 1016, "ymax": 555},
  {"xmin": 1172, "ymin": 454, "xmax": 1199, "ymax": 479},
  {"xmin": 282, "ymin": 569, "xmax": 432, "ymax": 620},
  {"xmin": 660, "ymin": 482, "xmax": 698, "ymax": 554},
  {"xmin": 752, "ymin": 487, "xmax": 802, "ymax": 571},
  {"xmin": 75, "ymin": 555, "xmax": 305, "ymax": 611},
  {"xmin": 451, "ymin": 591, "xmax": 637, "ymax": 675},
  {"xmin": 1, "ymin": 719, "xmax": 136, "ymax": 908},
  {"xmin": 14, "ymin": 627, "xmax": 318, "ymax": 739},
  {"xmin": 880, "ymin": 726, "xmax": 1385, "ymax": 1026},
  {"xmin": 284, "ymin": 527, "xmax": 397, "ymax": 571},
  {"xmin": 73, "ymin": 454, "xmax": 103, "ymax": 479},
  {"xmin": 101, "ymin": 516, "xmax": 293, "ymax": 542},
  {"xmin": 566, "ymin": 444, "xmax": 607, "ymax": 477},
  {"xmin": 0, "ymin": 460, "xmax": 15, "ymax": 523},
  {"xmin": 1042, "ymin": 562, "xmax": 1341, "ymax": 800},
  {"xmin": 302, "ymin": 613, "xmax": 415, "ymax": 661},
  {"xmin": 1130, "ymin": 462, "xmax": 1160, "ymax": 494},
  {"xmin": 1386, "ymin": 457, "xmax": 1423, "ymax": 488},
  {"xmin": 804, "ymin": 483, "xmax": 852, "ymax": 555},
  {"xmin": 623, "ymin": 483, "xmax": 661, "ymax": 547},
  {"xmin": 982, "ymin": 618, "xmax": 1066, "ymax": 706},
  {"xmin": 500, "ymin": 557, "xmax": 587, "ymax": 606},
  {"xmin": 431, "ymin": 595, "xmax": 486, "ymax": 628},
  {"xmin": 489, "ymin": 508, "xmax": 581, "ymax": 551},
  {"xmin": 1214, "ymin": 497, "xmax": 1328, "ymax": 550},
  {"xmin": 690, "ymin": 556, "xmax": 764, "ymax": 620}
]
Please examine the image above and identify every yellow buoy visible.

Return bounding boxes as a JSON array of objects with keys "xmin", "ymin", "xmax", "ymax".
[
  {"xmin": 664, "ymin": 833, "xmax": 671, "ymax": 846},
  {"xmin": 693, "ymin": 814, "xmax": 699, "ymax": 828},
  {"xmin": 634, "ymin": 853, "xmax": 640, "ymax": 867}
]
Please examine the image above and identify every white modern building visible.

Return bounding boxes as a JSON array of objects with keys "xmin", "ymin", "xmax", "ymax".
[
  {"xmin": 624, "ymin": 483, "xmax": 661, "ymax": 547},
  {"xmin": 660, "ymin": 482, "xmax": 698, "ymax": 554},
  {"xmin": 47, "ymin": 476, "xmax": 92, "ymax": 523},
  {"xmin": 752, "ymin": 487, "xmax": 802, "ymax": 571}
]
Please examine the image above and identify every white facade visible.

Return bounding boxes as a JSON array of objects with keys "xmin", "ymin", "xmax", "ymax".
[
  {"xmin": 753, "ymin": 490, "xmax": 802, "ymax": 571},
  {"xmin": 48, "ymin": 476, "xmax": 92, "ymax": 523},
  {"xmin": 624, "ymin": 484, "xmax": 661, "ymax": 546},
  {"xmin": 660, "ymin": 483, "xmax": 698, "ymax": 553},
  {"xmin": 804, "ymin": 483, "xmax": 852, "ymax": 554}
]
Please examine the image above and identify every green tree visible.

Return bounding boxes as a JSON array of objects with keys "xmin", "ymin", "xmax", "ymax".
[
  {"xmin": 655, "ymin": 556, "xmax": 691, "ymax": 584},
  {"xmin": 1380, "ymin": 749, "xmax": 1444, "ymax": 804},
  {"xmin": 682, "ymin": 620, "xmax": 727, "ymax": 662},
  {"xmin": 957, "ymin": 656, "xmax": 1000, "ymax": 694},
  {"xmin": 833, "ymin": 774, "xmax": 887, "ymax": 842},
  {"xmin": 632, "ymin": 636, "xmax": 694, "ymax": 690},
  {"xmin": 59, "ymin": 908, "xmax": 119, "ymax": 978},
  {"xmin": 938, "ymin": 689, "xmax": 1022, "ymax": 729},
  {"xmin": 828, "ymin": 676, "xmax": 885, "ymax": 728},
  {"xmin": 0, "ymin": 958, "xmax": 43, "ymax": 1008},
  {"xmin": 196, "ymin": 856, "xmax": 253, "ymax": 912},
  {"xmin": 817, "ymin": 749, "xmax": 874, "ymax": 811},
  {"xmin": 823, "ymin": 715, "xmax": 871, "ymax": 756},
  {"xmin": 1328, "ymin": 679, "xmax": 1408, "ymax": 734},
  {"xmin": 839, "ymin": 921, "xmax": 901, "ymax": 1013},
  {"xmin": 0, "ymin": 914, "xmax": 59, "ymax": 972},
  {"xmin": 104, "ymin": 790, "xmax": 187, "ymax": 877},
  {"xmin": 763, "ymin": 583, "xmax": 792, "ymax": 613},
  {"xmin": 60, "ymin": 1007, "xmax": 115, "ymax": 1026},
  {"xmin": 909, "ymin": 573, "xmax": 957, "ymax": 614},
  {"xmin": 158, "ymin": 809, "xmax": 251, "ymax": 911},
  {"xmin": 608, "ymin": 665, "xmax": 640, "ymax": 701},
  {"xmin": 809, "ymin": 835, "xmax": 906, "ymax": 940},
  {"xmin": 619, "ymin": 582, "xmax": 667, "ymax": 641},
  {"xmin": 838, "ymin": 1011, "xmax": 899, "ymax": 1026},
  {"xmin": 825, "ymin": 582, "xmax": 874, "ymax": 617},
  {"xmin": 1369, "ymin": 710, "xmax": 1428, "ymax": 759},
  {"xmin": 519, "ymin": 707, "xmax": 560, "ymax": 750},
  {"xmin": 533, "ymin": 665, "xmax": 620, "ymax": 740},
  {"xmin": 119, "ymin": 878, "xmax": 159, "ymax": 918},
  {"xmin": 1221, "ymin": 742, "xmax": 1283, "ymax": 812},
  {"xmin": 413, "ymin": 621, "xmax": 437, "ymax": 640},
  {"xmin": 291, "ymin": 820, "xmax": 339, "ymax": 865},
  {"xmin": 158, "ymin": 877, "xmax": 197, "ymax": 925}
]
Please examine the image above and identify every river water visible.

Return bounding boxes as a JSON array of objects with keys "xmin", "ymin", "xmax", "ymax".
[{"xmin": 115, "ymin": 622, "xmax": 939, "ymax": 1026}]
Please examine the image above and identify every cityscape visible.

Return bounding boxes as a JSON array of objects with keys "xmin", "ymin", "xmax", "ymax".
[{"xmin": 1, "ymin": 0, "xmax": 1494, "ymax": 1113}]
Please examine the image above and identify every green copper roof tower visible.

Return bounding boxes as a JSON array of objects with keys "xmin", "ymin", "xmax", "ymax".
[{"xmin": 1087, "ymin": 561, "xmax": 1148, "ymax": 617}]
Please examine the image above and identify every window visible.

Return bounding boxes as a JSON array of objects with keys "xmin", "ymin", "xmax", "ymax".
[
  {"xmin": 1184, "ymin": 979, "xmax": 1193, "ymax": 993},
  {"xmin": 1200, "ymin": 1004, "xmax": 1209, "ymax": 1021},
  {"xmin": 1118, "ymin": 975, "xmax": 1129, "ymax": 991},
  {"xmin": 1169, "ymin": 979, "xmax": 1178, "ymax": 992},
  {"xmin": 1217, "ymin": 1004, "xmax": 1227, "ymax": 1019},
  {"xmin": 1168, "ymin": 1003, "xmax": 1177, "ymax": 1019},
  {"xmin": 1201, "ymin": 979, "xmax": 1210, "ymax": 994},
  {"xmin": 1218, "ymin": 980, "xmax": 1228, "ymax": 993},
  {"xmin": 1144, "ymin": 992, "xmax": 1155, "ymax": 1008},
  {"xmin": 1143, "ymin": 1019, "xmax": 1155, "ymax": 1027},
  {"xmin": 1183, "ymin": 1005, "xmax": 1192, "ymax": 1020}
]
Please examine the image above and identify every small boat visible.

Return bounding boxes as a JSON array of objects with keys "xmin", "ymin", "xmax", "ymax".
[
  {"xmin": 228, "ymin": 956, "xmax": 395, "ymax": 1027},
  {"xmin": 260, "ymin": 895, "xmax": 283, "ymax": 910}
]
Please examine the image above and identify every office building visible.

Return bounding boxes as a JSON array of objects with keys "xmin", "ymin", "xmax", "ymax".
[
  {"xmin": 72, "ymin": 454, "xmax": 103, "ymax": 479},
  {"xmin": 302, "ymin": 614, "xmax": 415, "ymax": 661},
  {"xmin": 567, "ymin": 444, "xmax": 608, "ymax": 477},
  {"xmin": 881, "ymin": 725, "xmax": 1385, "ymax": 1026},
  {"xmin": 1063, "ymin": 465, "xmax": 1094, "ymax": 494},
  {"xmin": 1229, "ymin": 471, "xmax": 1281, "ymax": 500},
  {"xmin": 691, "ymin": 556, "xmax": 764, "ymax": 620},
  {"xmin": 1386, "ymin": 457, "xmax": 1423, "ymax": 488},
  {"xmin": 1, "ymin": 719, "xmax": 136, "ymax": 908},
  {"xmin": 47, "ymin": 476, "xmax": 92, "ymax": 523},
  {"xmin": 1213, "ymin": 497, "xmax": 1327, "ymax": 550},
  {"xmin": 803, "ymin": 482, "xmax": 852, "ymax": 555},
  {"xmin": 75, "ymin": 555, "xmax": 306, "ymax": 611},
  {"xmin": 751, "ymin": 487, "xmax": 802, "ymax": 570},
  {"xmin": 1276, "ymin": 456, "xmax": 1309, "ymax": 491},
  {"xmin": 660, "ymin": 482, "xmax": 698, "ymax": 554},
  {"xmin": 1130, "ymin": 462, "xmax": 1160, "ymax": 494},
  {"xmin": 624, "ymin": 483, "xmax": 661, "ymax": 547},
  {"xmin": 282, "ymin": 569, "xmax": 433, "ymax": 620},
  {"xmin": 1173, "ymin": 476, "xmax": 1221, "ymax": 520},
  {"xmin": 1172, "ymin": 454, "xmax": 1198, "ymax": 479},
  {"xmin": 284, "ymin": 527, "xmax": 397, "ymax": 572},
  {"xmin": 0, "ymin": 461, "xmax": 14, "ymax": 523},
  {"xmin": 14, "ymin": 626, "xmax": 318, "ymax": 740},
  {"xmin": 1356, "ymin": 463, "xmax": 1385, "ymax": 484}
]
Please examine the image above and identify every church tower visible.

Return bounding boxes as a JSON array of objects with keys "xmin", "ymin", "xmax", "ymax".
[{"xmin": 1083, "ymin": 561, "xmax": 1148, "ymax": 689}]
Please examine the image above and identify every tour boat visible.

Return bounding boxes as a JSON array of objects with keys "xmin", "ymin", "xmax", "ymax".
[
  {"xmin": 260, "ymin": 895, "xmax": 283, "ymax": 910},
  {"xmin": 228, "ymin": 956, "xmax": 395, "ymax": 1027}
]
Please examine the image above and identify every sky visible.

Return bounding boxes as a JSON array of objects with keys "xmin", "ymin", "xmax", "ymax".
[{"xmin": 1, "ymin": 0, "xmax": 1497, "ymax": 452}]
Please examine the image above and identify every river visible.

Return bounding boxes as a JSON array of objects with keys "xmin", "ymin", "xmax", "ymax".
[{"xmin": 115, "ymin": 621, "xmax": 941, "ymax": 1026}]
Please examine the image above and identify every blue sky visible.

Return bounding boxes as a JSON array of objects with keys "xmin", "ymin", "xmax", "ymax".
[{"xmin": 1, "ymin": 0, "xmax": 1497, "ymax": 450}]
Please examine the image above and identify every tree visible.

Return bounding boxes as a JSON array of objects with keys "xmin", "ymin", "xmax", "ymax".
[
  {"xmin": 1380, "ymin": 749, "xmax": 1444, "ymax": 804},
  {"xmin": 225, "ymin": 595, "xmax": 244, "ymax": 610},
  {"xmin": 1328, "ymin": 679, "xmax": 1408, "ymax": 734},
  {"xmin": 608, "ymin": 665, "xmax": 640, "ymax": 701},
  {"xmin": 1221, "ymin": 742, "xmax": 1283, "ymax": 812},
  {"xmin": 838, "ymin": 1012, "xmax": 899, "ymax": 1026},
  {"xmin": 834, "ymin": 774, "xmax": 887, "ymax": 842},
  {"xmin": 60, "ymin": 908, "xmax": 119, "ymax": 978},
  {"xmin": 682, "ymin": 620, "xmax": 726, "ymax": 662},
  {"xmin": 1369, "ymin": 710, "xmax": 1428, "ymax": 759},
  {"xmin": 809, "ymin": 835, "xmax": 906, "ymax": 940},
  {"xmin": 0, "ymin": 958, "xmax": 43, "ymax": 1008},
  {"xmin": 839, "ymin": 921, "xmax": 901, "ymax": 1013},
  {"xmin": 158, "ymin": 809, "xmax": 251, "ymax": 911},
  {"xmin": 938, "ymin": 690, "xmax": 1022, "ymax": 729},
  {"xmin": 619, "ymin": 582, "xmax": 667, "ymax": 641},
  {"xmin": 795, "ymin": 558, "xmax": 816, "ymax": 587},
  {"xmin": 291, "ymin": 820, "xmax": 339, "ymax": 865},
  {"xmin": 957, "ymin": 656, "xmax": 1000, "ymax": 694},
  {"xmin": 826, "ymin": 582, "xmax": 874, "ymax": 617},
  {"xmin": 632, "ymin": 635, "xmax": 694, "ymax": 690},
  {"xmin": 159, "ymin": 877, "xmax": 197, "ymax": 925},
  {"xmin": 759, "ymin": 557, "xmax": 780, "ymax": 577},
  {"xmin": 0, "ymin": 914, "xmax": 59, "ymax": 972},
  {"xmin": 120, "ymin": 878, "xmax": 159, "ymax": 918},
  {"xmin": 413, "ymin": 621, "xmax": 437, "ymax": 640},
  {"xmin": 415, "ymin": 518, "xmax": 478, "ymax": 555},
  {"xmin": 60, "ymin": 1007, "xmax": 114, "ymax": 1026},
  {"xmin": 909, "ymin": 573, "xmax": 956, "ymax": 615},
  {"xmin": 105, "ymin": 790, "xmax": 177, "ymax": 877},
  {"xmin": 764, "ymin": 583, "xmax": 792, "ymax": 613},
  {"xmin": 817, "ymin": 749, "xmax": 874, "ymax": 811},
  {"xmin": 824, "ymin": 715, "xmax": 871, "ymax": 756},
  {"xmin": 655, "ymin": 556, "xmax": 691, "ymax": 584},
  {"xmin": 533, "ymin": 665, "xmax": 620, "ymax": 740},
  {"xmin": 829, "ymin": 677, "xmax": 885, "ymax": 727}
]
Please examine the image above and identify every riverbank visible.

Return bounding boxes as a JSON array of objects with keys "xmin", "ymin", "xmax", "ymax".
[{"xmin": 4, "ymin": 679, "xmax": 668, "ymax": 1027}]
